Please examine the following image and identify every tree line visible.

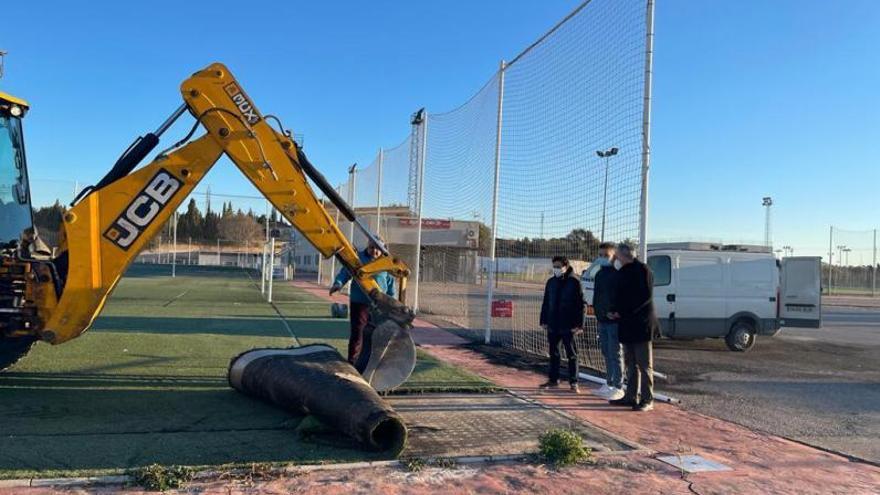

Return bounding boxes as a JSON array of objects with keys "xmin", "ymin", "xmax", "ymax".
[{"xmin": 32, "ymin": 198, "xmax": 279, "ymax": 246}]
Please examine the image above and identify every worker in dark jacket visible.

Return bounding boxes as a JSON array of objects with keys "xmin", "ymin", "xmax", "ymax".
[
  {"xmin": 539, "ymin": 256, "xmax": 584, "ymax": 393},
  {"xmin": 608, "ymin": 242, "xmax": 658, "ymax": 411}
]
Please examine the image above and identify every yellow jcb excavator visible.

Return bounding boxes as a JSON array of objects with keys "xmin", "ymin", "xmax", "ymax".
[{"xmin": 0, "ymin": 62, "xmax": 416, "ymax": 389}]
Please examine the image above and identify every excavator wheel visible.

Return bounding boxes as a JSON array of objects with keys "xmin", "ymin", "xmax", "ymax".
[{"xmin": 0, "ymin": 336, "xmax": 37, "ymax": 372}]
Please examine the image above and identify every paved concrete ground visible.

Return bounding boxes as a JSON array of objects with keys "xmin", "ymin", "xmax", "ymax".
[
  {"xmin": 11, "ymin": 291, "xmax": 880, "ymax": 494},
  {"xmin": 654, "ymin": 305, "xmax": 880, "ymax": 463}
]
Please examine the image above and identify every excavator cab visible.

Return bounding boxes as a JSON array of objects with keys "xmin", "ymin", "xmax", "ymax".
[
  {"xmin": 0, "ymin": 92, "xmax": 32, "ymax": 247},
  {"xmin": 0, "ymin": 91, "xmax": 41, "ymax": 370}
]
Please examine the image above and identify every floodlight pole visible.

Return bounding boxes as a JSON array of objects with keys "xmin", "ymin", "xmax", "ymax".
[
  {"xmin": 828, "ymin": 226, "xmax": 834, "ymax": 295},
  {"xmin": 596, "ymin": 147, "xmax": 618, "ymax": 242}
]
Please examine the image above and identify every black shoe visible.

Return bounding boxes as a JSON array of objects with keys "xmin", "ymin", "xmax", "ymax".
[
  {"xmin": 609, "ymin": 397, "xmax": 637, "ymax": 407},
  {"xmin": 633, "ymin": 401, "xmax": 654, "ymax": 412},
  {"xmin": 539, "ymin": 381, "xmax": 560, "ymax": 389}
]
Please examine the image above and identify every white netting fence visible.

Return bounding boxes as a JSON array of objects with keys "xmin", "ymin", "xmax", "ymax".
[
  {"xmin": 317, "ymin": 0, "xmax": 653, "ymax": 373},
  {"xmin": 827, "ymin": 227, "xmax": 878, "ymax": 296}
]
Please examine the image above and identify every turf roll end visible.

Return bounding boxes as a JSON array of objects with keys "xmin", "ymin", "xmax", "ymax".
[{"xmin": 228, "ymin": 344, "xmax": 408, "ymax": 455}]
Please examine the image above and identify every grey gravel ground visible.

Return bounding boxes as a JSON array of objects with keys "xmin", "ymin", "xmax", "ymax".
[{"xmin": 654, "ymin": 305, "xmax": 880, "ymax": 464}]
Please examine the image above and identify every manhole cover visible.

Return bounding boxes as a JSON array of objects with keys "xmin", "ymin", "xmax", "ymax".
[
  {"xmin": 389, "ymin": 393, "xmax": 637, "ymax": 457},
  {"xmin": 656, "ymin": 455, "xmax": 732, "ymax": 473}
]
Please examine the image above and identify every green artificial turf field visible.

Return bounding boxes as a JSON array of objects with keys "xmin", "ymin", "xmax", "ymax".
[{"xmin": 0, "ymin": 264, "xmax": 491, "ymax": 479}]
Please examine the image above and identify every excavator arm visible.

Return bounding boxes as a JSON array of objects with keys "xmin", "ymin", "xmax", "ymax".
[{"xmin": 8, "ymin": 63, "xmax": 415, "ymax": 385}]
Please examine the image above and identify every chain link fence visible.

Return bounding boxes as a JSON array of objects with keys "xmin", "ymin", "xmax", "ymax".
[
  {"xmin": 310, "ymin": 0, "xmax": 654, "ymax": 373},
  {"xmin": 826, "ymin": 227, "xmax": 878, "ymax": 297}
]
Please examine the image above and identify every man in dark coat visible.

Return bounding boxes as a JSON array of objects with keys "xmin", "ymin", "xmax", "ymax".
[
  {"xmin": 608, "ymin": 242, "xmax": 658, "ymax": 411},
  {"xmin": 592, "ymin": 241, "xmax": 624, "ymax": 400},
  {"xmin": 539, "ymin": 256, "xmax": 585, "ymax": 393}
]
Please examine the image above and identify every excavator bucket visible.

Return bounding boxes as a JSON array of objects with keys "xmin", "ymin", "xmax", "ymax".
[{"xmin": 356, "ymin": 318, "xmax": 417, "ymax": 392}]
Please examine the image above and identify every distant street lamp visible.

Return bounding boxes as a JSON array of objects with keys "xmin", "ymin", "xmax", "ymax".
[
  {"xmin": 596, "ymin": 147, "xmax": 619, "ymax": 242},
  {"xmin": 762, "ymin": 197, "xmax": 773, "ymax": 247},
  {"xmin": 837, "ymin": 245, "xmax": 848, "ymax": 266}
]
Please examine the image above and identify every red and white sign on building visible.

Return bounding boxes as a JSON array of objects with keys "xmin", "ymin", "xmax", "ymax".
[{"xmin": 398, "ymin": 218, "xmax": 452, "ymax": 229}]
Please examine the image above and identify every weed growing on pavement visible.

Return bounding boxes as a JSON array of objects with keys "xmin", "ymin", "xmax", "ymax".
[
  {"xmin": 539, "ymin": 429, "xmax": 593, "ymax": 468},
  {"xmin": 401, "ymin": 457, "xmax": 458, "ymax": 472},
  {"xmin": 402, "ymin": 458, "xmax": 427, "ymax": 472},
  {"xmin": 132, "ymin": 464, "xmax": 194, "ymax": 491}
]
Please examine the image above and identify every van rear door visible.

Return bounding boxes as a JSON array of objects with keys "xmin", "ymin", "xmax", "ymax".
[{"xmin": 780, "ymin": 256, "xmax": 822, "ymax": 328}]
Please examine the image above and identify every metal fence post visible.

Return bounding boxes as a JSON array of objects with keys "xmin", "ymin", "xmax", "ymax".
[
  {"xmin": 484, "ymin": 61, "xmax": 506, "ymax": 344},
  {"xmin": 172, "ymin": 211, "xmax": 178, "ymax": 278},
  {"xmin": 412, "ymin": 113, "xmax": 429, "ymax": 313},
  {"xmin": 268, "ymin": 237, "xmax": 275, "ymax": 303},
  {"xmin": 637, "ymin": 0, "xmax": 655, "ymax": 261}
]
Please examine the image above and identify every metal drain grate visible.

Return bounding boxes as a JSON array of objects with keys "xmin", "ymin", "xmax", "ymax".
[
  {"xmin": 390, "ymin": 393, "xmax": 638, "ymax": 458},
  {"xmin": 656, "ymin": 455, "xmax": 732, "ymax": 473}
]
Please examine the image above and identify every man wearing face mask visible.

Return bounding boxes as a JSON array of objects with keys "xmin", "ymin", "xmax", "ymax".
[
  {"xmin": 539, "ymin": 256, "xmax": 585, "ymax": 393},
  {"xmin": 330, "ymin": 237, "xmax": 396, "ymax": 364},
  {"xmin": 592, "ymin": 242, "xmax": 625, "ymax": 400},
  {"xmin": 607, "ymin": 242, "xmax": 659, "ymax": 412}
]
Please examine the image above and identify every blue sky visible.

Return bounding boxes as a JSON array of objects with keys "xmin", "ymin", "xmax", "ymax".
[{"xmin": 3, "ymin": 0, "xmax": 878, "ymax": 259}]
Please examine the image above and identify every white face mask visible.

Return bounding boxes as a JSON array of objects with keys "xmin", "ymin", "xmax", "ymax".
[
  {"xmin": 552, "ymin": 267, "xmax": 563, "ymax": 277},
  {"xmin": 613, "ymin": 259, "xmax": 623, "ymax": 270},
  {"xmin": 596, "ymin": 256, "xmax": 611, "ymax": 267}
]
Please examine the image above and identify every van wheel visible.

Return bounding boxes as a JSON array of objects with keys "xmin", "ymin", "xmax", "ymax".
[{"xmin": 725, "ymin": 321, "xmax": 756, "ymax": 352}]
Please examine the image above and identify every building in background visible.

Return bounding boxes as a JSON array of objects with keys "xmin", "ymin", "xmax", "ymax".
[{"xmin": 290, "ymin": 206, "xmax": 482, "ymax": 283}]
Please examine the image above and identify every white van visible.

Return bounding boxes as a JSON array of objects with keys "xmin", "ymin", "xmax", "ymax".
[{"xmin": 581, "ymin": 243, "xmax": 822, "ymax": 352}]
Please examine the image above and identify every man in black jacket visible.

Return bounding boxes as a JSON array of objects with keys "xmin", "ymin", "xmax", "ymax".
[
  {"xmin": 539, "ymin": 256, "xmax": 584, "ymax": 393},
  {"xmin": 608, "ymin": 243, "xmax": 658, "ymax": 411},
  {"xmin": 592, "ymin": 242, "xmax": 624, "ymax": 400}
]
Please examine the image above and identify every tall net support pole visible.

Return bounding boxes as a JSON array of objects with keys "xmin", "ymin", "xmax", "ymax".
[
  {"xmin": 172, "ymin": 211, "xmax": 178, "ymax": 278},
  {"xmin": 412, "ymin": 114, "xmax": 428, "ymax": 313},
  {"xmin": 828, "ymin": 226, "xmax": 834, "ymax": 295},
  {"xmin": 261, "ymin": 243, "xmax": 267, "ymax": 294},
  {"xmin": 638, "ymin": 0, "xmax": 656, "ymax": 261},
  {"xmin": 328, "ymin": 186, "xmax": 342, "ymax": 286},
  {"xmin": 377, "ymin": 148, "xmax": 384, "ymax": 230},
  {"xmin": 345, "ymin": 166, "xmax": 357, "ymax": 296},
  {"xmin": 484, "ymin": 60, "xmax": 506, "ymax": 344}
]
